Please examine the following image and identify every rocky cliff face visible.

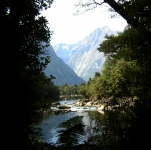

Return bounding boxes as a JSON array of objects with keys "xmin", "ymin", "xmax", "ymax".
[{"xmin": 53, "ymin": 26, "xmax": 115, "ymax": 81}]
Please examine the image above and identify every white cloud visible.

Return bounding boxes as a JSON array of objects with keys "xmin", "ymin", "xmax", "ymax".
[{"xmin": 42, "ymin": 0, "xmax": 128, "ymax": 45}]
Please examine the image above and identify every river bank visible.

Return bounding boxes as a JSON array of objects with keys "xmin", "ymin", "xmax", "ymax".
[
  {"xmin": 59, "ymin": 95, "xmax": 83, "ymax": 100},
  {"xmin": 43, "ymin": 99, "xmax": 105, "ymax": 115}
]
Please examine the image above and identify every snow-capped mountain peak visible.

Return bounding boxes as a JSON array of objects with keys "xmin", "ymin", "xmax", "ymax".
[{"xmin": 53, "ymin": 26, "xmax": 115, "ymax": 81}]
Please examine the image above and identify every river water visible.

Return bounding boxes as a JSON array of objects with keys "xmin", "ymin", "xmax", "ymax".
[{"xmin": 38, "ymin": 99, "xmax": 104, "ymax": 145}]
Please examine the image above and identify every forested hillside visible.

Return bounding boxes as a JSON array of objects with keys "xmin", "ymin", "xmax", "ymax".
[{"xmin": 44, "ymin": 45, "xmax": 86, "ymax": 86}]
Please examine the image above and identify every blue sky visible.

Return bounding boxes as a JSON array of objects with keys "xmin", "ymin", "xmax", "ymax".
[{"xmin": 42, "ymin": 0, "xmax": 127, "ymax": 46}]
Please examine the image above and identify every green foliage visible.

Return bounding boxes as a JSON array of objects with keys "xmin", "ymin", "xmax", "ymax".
[
  {"xmin": 94, "ymin": 72, "xmax": 101, "ymax": 78},
  {"xmin": 76, "ymin": 1, "xmax": 151, "ymax": 149},
  {"xmin": 78, "ymin": 84, "xmax": 89, "ymax": 98},
  {"xmin": 59, "ymin": 84, "xmax": 80, "ymax": 96},
  {"xmin": 43, "ymin": 78, "xmax": 60, "ymax": 102},
  {"xmin": 0, "ymin": 0, "xmax": 60, "ymax": 149},
  {"xmin": 56, "ymin": 116, "xmax": 85, "ymax": 148},
  {"xmin": 1, "ymin": 0, "xmax": 151, "ymax": 149},
  {"xmin": 104, "ymin": 59, "xmax": 140, "ymax": 97}
]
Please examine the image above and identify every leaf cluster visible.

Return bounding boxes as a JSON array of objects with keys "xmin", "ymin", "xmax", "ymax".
[
  {"xmin": 76, "ymin": 1, "xmax": 151, "ymax": 148},
  {"xmin": 0, "ymin": 0, "xmax": 61, "ymax": 149}
]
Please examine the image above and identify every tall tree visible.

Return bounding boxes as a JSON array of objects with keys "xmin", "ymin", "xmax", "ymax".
[
  {"xmin": 75, "ymin": 0, "xmax": 151, "ymax": 32},
  {"xmin": 0, "ymin": 0, "xmax": 55, "ymax": 149},
  {"xmin": 75, "ymin": 1, "xmax": 151, "ymax": 148}
]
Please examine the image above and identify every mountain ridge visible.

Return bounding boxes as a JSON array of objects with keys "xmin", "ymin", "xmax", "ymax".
[
  {"xmin": 53, "ymin": 26, "xmax": 115, "ymax": 81},
  {"xmin": 44, "ymin": 45, "xmax": 86, "ymax": 86}
]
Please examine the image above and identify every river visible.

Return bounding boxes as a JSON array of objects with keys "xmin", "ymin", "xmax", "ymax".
[{"xmin": 38, "ymin": 99, "xmax": 104, "ymax": 146}]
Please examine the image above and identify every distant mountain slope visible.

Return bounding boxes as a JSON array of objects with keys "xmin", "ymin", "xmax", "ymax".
[
  {"xmin": 53, "ymin": 26, "xmax": 115, "ymax": 81},
  {"xmin": 44, "ymin": 45, "xmax": 86, "ymax": 86}
]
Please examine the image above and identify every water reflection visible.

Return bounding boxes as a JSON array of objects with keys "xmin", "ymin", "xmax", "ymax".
[
  {"xmin": 39, "ymin": 112, "xmax": 77, "ymax": 144},
  {"xmin": 39, "ymin": 100, "xmax": 104, "ymax": 146},
  {"xmin": 56, "ymin": 115, "xmax": 85, "ymax": 147}
]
